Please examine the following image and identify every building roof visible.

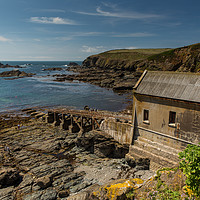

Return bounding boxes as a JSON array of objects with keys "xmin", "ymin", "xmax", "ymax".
[{"xmin": 134, "ymin": 70, "xmax": 200, "ymax": 103}]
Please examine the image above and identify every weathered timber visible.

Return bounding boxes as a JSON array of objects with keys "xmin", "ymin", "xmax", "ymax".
[{"xmin": 45, "ymin": 109, "xmax": 132, "ymax": 143}]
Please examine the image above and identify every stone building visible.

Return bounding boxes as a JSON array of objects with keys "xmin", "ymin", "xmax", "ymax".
[{"xmin": 127, "ymin": 70, "xmax": 200, "ymax": 169}]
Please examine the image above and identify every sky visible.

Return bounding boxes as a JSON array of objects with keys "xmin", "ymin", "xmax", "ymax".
[{"xmin": 0, "ymin": 0, "xmax": 200, "ymax": 61}]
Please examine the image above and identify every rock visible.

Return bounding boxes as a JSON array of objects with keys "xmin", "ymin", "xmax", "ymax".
[
  {"xmin": 0, "ymin": 168, "xmax": 21, "ymax": 188},
  {"xmin": 23, "ymin": 190, "xmax": 43, "ymax": 200},
  {"xmin": 67, "ymin": 184, "xmax": 100, "ymax": 200},
  {"xmin": 0, "ymin": 70, "xmax": 35, "ymax": 78},
  {"xmin": 0, "ymin": 186, "xmax": 14, "ymax": 200},
  {"xmin": 125, "ymin": 155, "xmax": 150, "ymax": 170},
  {"xmin": 30, "ymin": 159, "xmax": 73, "ymax": 179},
  {"xmin": 91, "ymin": 179, "xmax": 137, "ymax": 200},
  {"xmin": 94, "ymin": 141, "xmax": 115, "ymax": 158},
  {"xmin": 66, "ymin": 192, "xmax": 90, "ymax": 200},
  {"xmin": 54, "ymin": 64, "xmax": 137, "ymax": 93},
  {"xmin": 36, "ymin": 175, "xmax": 52, "ymax": 189},
  {"xmin": 135, "ymin": 158, "xmax": 150, "ymax": 170},
  {"xmin": 113, "ymin": 82, "xmax": 135, "ymax": 90},
  {"xmin": 40, "ymin": 188, "xmax": 57, "ymax": 200},
  {"xmin": 69, "ymin": 181, "xmax": 92, "ymax": 193},
  {"xmin": 68, "ymin": 62, "xmax": 79, "ymax": 66},
  {"xmin": 0, "ymin": 63, "xmax": 22, "ymax": 68},
  {"xmin": 43, "ymin": 67, "xmax": 63, "ymax": 71},
  {"xmin": 125, "ymin": 156, "xmax": 136, "ymax": 168},
  {"xmin": 76, "ymin": 131, "xmax": 129, "ymax": 158},
  {"xmin": 26, "ymin": 139, "xmax": 61, "ymax": 153},
  {"xmin": 17, "ymin": 174, "xmax": 34, "ymax": 195},
  {"xmin": 58, "ymin": 190, "xmax": 70, "ymax": 198},
  {"xmin": 52, "ymin": 171, "xmax": 85, "ymax": 190}
]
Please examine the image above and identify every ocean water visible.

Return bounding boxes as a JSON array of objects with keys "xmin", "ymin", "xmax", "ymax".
[{"xmin": 0, "ymin": 61, "xmax": 128, "ymax": 113}]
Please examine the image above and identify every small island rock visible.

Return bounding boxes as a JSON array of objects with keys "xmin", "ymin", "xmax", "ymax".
[{"xmin": 0, "ymin": 70, "xmax": 35, "ymax": 78}]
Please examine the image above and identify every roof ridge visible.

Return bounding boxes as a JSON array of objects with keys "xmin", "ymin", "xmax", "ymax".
[{"xmin": 133, "ymin": 70, "xmax": 148, "ymax": 89}]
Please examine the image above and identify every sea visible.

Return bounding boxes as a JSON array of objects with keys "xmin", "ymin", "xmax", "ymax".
[{"xmin": 0, "ymin": 61, "xmax": 129, "ymax": 113}]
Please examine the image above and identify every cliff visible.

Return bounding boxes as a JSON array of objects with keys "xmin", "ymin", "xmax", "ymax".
[{"xmin": 82, "ymin": 43, "xmax": 200, "ymax": 73}]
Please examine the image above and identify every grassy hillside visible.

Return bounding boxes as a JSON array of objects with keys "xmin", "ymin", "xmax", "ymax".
[{"xmin": 98, "ymin": 48, "xmax": 171, "ymax": 62}]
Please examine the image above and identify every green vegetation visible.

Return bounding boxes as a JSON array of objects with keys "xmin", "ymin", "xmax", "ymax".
[
  {"xmin": 179, "ymin": 143, "xmax": 200, "ymax": 198},
  {"xmin": 147, "ymin": 49, "xmax": 175, "ymax": 62},
  {"xmin": 190, "ymin": 43, "xmax": 200, "ymax": 51},
  {"xmin": 126, "ymin": 188, "xmax": 135, "ymax": 199},
  {"xmin": 146, "ymin": 167, "xmax": 182, "ymax": 200},
  {"xmin": 97, "ymin": 48, "xmax": 171, "ymax": 62}
]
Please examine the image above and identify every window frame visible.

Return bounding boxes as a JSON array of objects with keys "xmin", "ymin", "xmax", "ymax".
[
  {"xmin": 169, "ymin": 111, "xmax": 176, "ymax": 127},
  {"xmin": 143, "ymin": 109, "xmax": 150, "ymax": 124}
]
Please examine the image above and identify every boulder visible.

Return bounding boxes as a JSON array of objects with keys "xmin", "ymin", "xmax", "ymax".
[
  {"xmin": 36, "ymin": 175, "xmax": 52, "ymax": 189},
  {"xmin": 58, "ymin": 190, "xmax": 70, "ymax": 198}
]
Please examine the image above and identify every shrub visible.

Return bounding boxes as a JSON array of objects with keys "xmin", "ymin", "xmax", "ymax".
[{"xmin": 179, "ymin": 143, "xmax": 200, "ymax": 198}]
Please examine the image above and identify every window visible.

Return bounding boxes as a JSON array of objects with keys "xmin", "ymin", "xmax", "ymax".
[
  {"xmin": 169, "ymin": 111, "xmax": 176, "ymax": 125},
  {"xmin": 143, "ymin": 109, "xmax": 149, "ymax": 124}
]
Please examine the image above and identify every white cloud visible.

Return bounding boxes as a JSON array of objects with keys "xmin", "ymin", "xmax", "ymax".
[
  {"xmin": 38, "ymin": 9, "xmax": 65, "ymax": 13},
  {"xmin": 126, "ymin": 46, "xmax": 138, "ymax": 49},
  {"xmin": 76, "ymin": 32, "xmax": 104, "ymax": 37},
  {"xmin": 56, "ymin": 36, "xmax": 73, "ymax": 41},
  {"xmin": 113, "ymin": 33, "xmax": 156, "ymax": 37},
  {"xmin": 0, "ymin": 36, "xmax": 11, "ymax": 42},
  {"xmin": 56, "ymin": 32, "xmax": 105, "ymax": 41},
  {"xmin": 33, "ymin": 38, "xmax": 41, "ymax": 42},
  {"xmin": 101, "ymin": 2, "xmax": 117, "ymax": 10},
  {"xmin": 30, "ymin": 17, "xmax": 77, "ymax": 25},
  {"xmin": 75, "ymin": 7, "xmax": 161, "ymax": 20},
  {"xmin": 81, "ymin": 45, "xmax": 104, "ymax": 53}
]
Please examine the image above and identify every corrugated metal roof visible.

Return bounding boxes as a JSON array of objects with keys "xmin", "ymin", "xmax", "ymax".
[{"xmin": 134, "ymin": 71, "xmax": 200, "ymax": 103}]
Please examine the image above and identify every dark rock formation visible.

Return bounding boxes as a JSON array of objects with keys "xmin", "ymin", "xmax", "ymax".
[
  {"xmin": 68, "ymin": 62, "xmax": 79, "ymax": 66},
  {"xmin": 76, "ymin": 131, "xmax": 129, "ymax": 158},
  {"xmin": 0, "ymin": 63, "xmax": 22, "ymax": 68},
  {"xmin": 42, "ymin": 67, "xmax": 63, "ymax": 71},
  {"xmin": 0, "ymin": 168, "xmax": 22, "ymax": 188},
  {"xmin": 53, "ymin": 66, "xmax": 141, "ymax": 92},
  {"xmin": 0, "ymin": 70, "xmax": 35, "ymax": 78}
]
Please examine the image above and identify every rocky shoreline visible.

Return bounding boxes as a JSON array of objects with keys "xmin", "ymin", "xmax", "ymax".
[
  {"xmin": 52, "ymin": 65, "xmax": 142, "ymax": 93},
  {"xmin": 0, "ymin": 109, "xmax": 154, "ymax": 200}
]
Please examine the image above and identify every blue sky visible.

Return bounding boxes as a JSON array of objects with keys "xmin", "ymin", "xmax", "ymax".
[{"xmin": 0, "ymin": 0, "xmax": 200, "ymax": 61}]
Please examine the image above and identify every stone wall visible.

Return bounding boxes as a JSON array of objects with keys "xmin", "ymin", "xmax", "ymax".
[{"xmin": 100, "ymin": 118, "xmax": 134, "ymax": 145}]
